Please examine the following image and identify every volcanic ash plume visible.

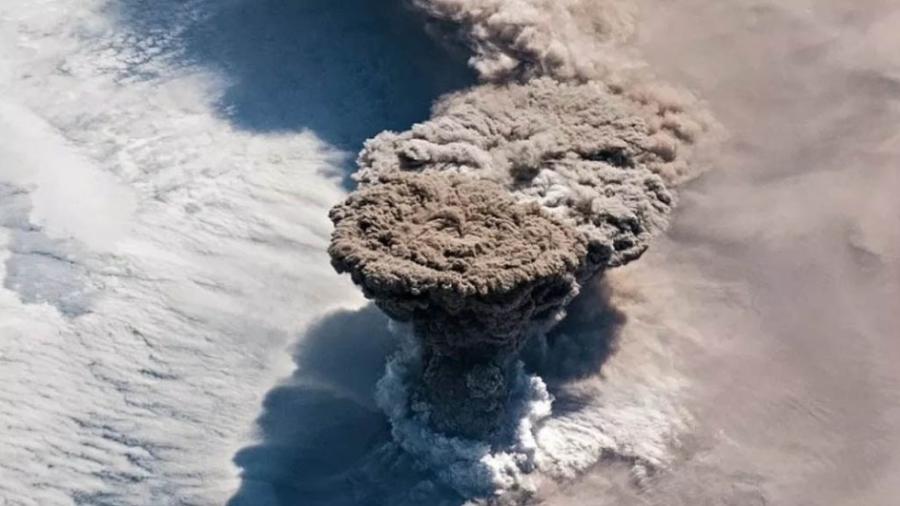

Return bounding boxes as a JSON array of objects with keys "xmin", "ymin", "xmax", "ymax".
[
  {"xmin": 330, "ymin": 172, "xmax": 586, "ymax": 436},
  {"xmin": 327, "ymin": 0, "xmax": 712, "ymax": 498}
]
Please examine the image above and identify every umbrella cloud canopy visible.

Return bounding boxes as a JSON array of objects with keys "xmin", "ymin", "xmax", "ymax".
[{"xmin": 355, "ymin": 78, "xmax": 703, "ymax": 271}]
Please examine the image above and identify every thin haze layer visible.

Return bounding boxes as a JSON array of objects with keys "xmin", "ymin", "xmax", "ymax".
[{"xmin": 543, "ymin": 0, "xmax": 900, "ymax": 504}]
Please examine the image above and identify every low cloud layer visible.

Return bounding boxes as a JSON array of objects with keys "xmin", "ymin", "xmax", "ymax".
[{"xmin": 4, "ymin": 0, "xmax": 896, "ymax": 505}]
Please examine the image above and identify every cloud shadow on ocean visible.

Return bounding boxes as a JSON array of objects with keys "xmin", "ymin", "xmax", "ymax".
[
  {"xmin": 227, "ymin": 280, "xmax": 626, "ymax": 506},
  {"xmin": 226, "ymin": 304, "xmax": 465, "ymax": 506},
  {"xmin": 116, "ymin": 0, "xmax": 475, "ymax": 188}
]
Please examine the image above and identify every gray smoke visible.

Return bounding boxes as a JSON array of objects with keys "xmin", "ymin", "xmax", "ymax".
[
  {"xmin": 326, "ymin": 0, "xmax": 714, "ymax": 499},
  {"xmin": 409, "ymin": 0, "xmax": 639, "ymax": 81}
]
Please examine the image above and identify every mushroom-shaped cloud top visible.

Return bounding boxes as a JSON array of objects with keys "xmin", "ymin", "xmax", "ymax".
[{"xmin": 329, "ymin": 171, "xmax": 587, "ymax": 358}]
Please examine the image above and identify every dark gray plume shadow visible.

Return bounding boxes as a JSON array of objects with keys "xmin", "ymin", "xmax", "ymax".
[
  {"xmin": 522, "ymin": 276, "xmax": 626, "ymax": 420},
  {"xmin": 227, "ymin": 281, "xmax": 625, "ymax": 506},
  {"xmin": 227, "ymin": 304, "xmax": 465, "ymax": 506},
  {"xmin": 523, "ymin": 276, "xmax": 626, "ymax": 387},
  {"xmin": 115, "ymin": 0, "xmax": 475, "ymax": 188}
]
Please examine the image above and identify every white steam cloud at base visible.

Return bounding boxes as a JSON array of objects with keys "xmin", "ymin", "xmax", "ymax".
[{"xmin": 371, "ymin": 275, "xmax": 693, "ymax": 503}]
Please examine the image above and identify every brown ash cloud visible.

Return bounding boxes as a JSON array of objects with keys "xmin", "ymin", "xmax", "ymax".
[
  {"xmin": 329, "ymin": 171, "xmax": 585, "ymax": 436},
  {"xmin": 326, "ymin": 0, "xmax": 712, "ymax": 482},
  {"xmin": 409, "ymin": 0, "xmax": 640, "ymax": 81}
]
